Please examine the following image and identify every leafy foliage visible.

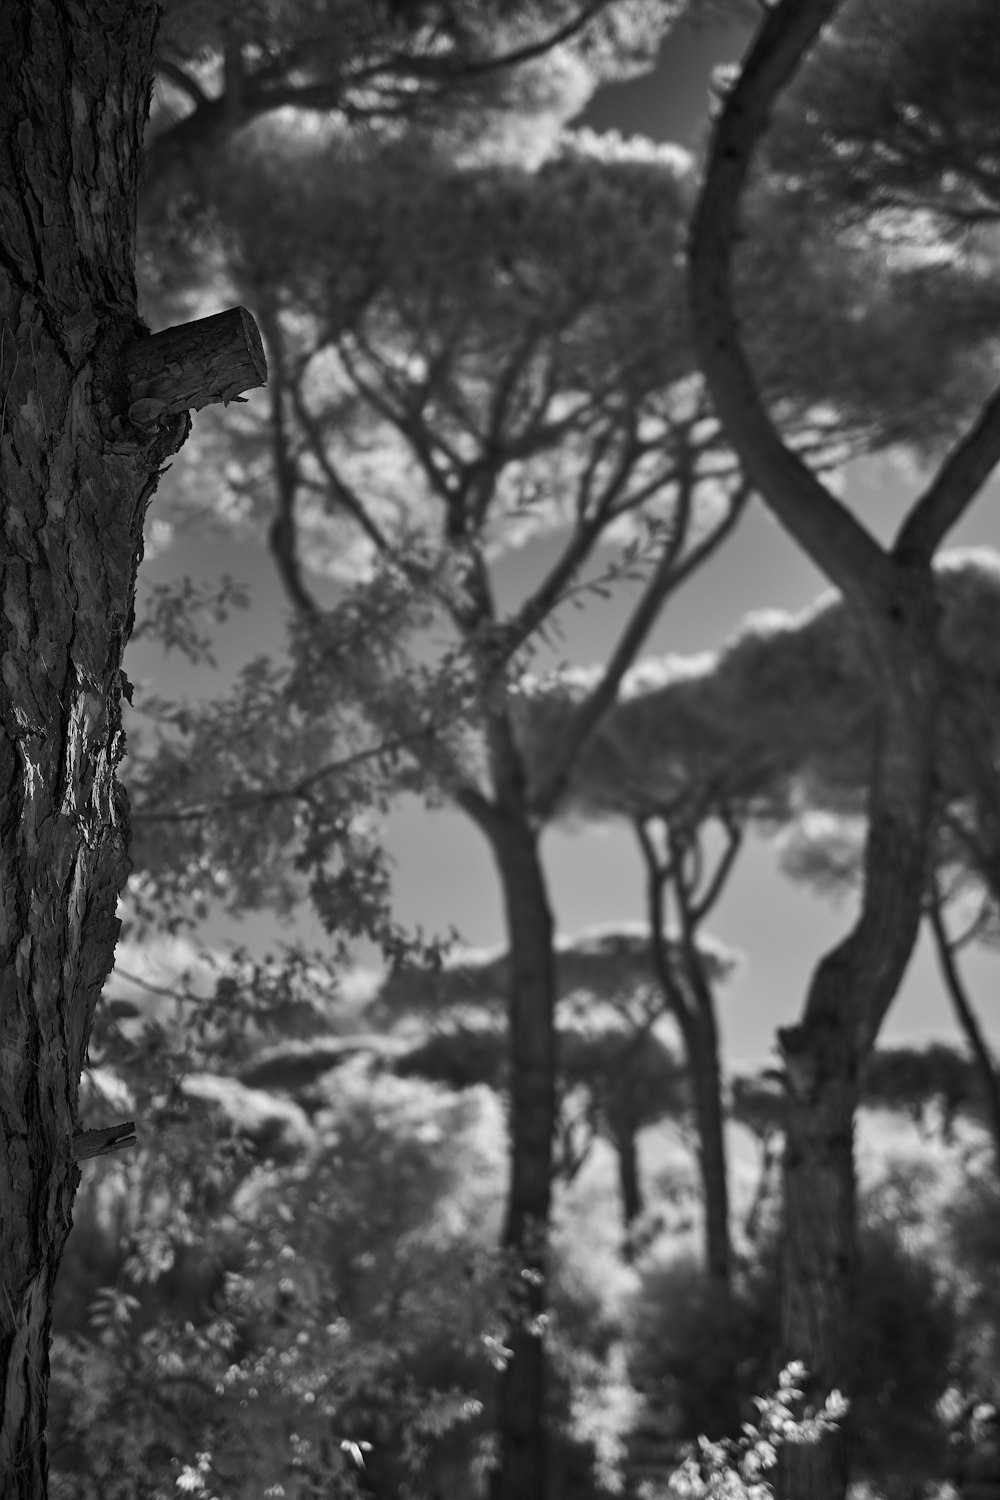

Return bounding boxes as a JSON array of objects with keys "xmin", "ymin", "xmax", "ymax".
[
  {"xmin": 125, "ymin": 566, "xmax": 462, "ymax": 958},
  {"xmin": 130, "ymin": 574, "xmax": 251, "ymax": 670},
  {"xmin": 940, "ymin": 1152, "xmax": 1000, "ymax": 1406},
  {"xmin": 152, "ymin": 0, "xmax": 672, "ymax": 159},
  {"xmin": 625, "ymin": 1219, "xmax": 953, "ymax": 1499},
  {"xmin": 762, "ymin": 0, "xmax": 1000, "ymax": 237},
  {"xmin": 51, "ymin": 1062, "xmax": 505, "ymax": 1499},
  {"xmin": 618, "ymin": 1359, "xmax": 848, "ymax": 1500},
  {"xmin": 162, "ymin": 130, "xmax": 728, "ymax": 585},
  {"xmin": 374, "ymin": 921, "xmax": 738, "ymax": 1021},
  {"xmin": 519, "ymin": 548, "xmax": 1000, "ymax": 829}
]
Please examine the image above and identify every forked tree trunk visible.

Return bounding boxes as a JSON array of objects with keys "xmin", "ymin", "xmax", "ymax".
[
  {"xmin": 685, "ymin": 8, "xmax": 978, "ymax": 1495},
  {"xmin": 488, "ymin": 810, "xmax": 557, "ymax": 1500}
]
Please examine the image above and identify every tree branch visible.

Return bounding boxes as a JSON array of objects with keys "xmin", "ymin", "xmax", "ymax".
[
  {"xmin": 150, "ymin": 2, "xmax": 617, "ymax": 180},
  {"xmin": 692, "ymin": 811, "xmax": 744, "ymax": 924},
  {"xmin": 688, "ymin": 0, "xmax": 894, "ymax": 611},
  {"xmin": 927, "ymin": 880, "xmax": 1000, "ymax": 1167},
  {"xmin": 504, "ymin": 452, "xmax": 638, "ymax": 659},
  {"xmin": 112, "ymin": 964, "xmax": 199, "ymax": 1004},
  {"xmin": 893, "ymin": 380, "xmax": 1000, "ymax": 563},
  {"xmin": 451, "ymin": 780, "xmax": 503, "ymax": 835},
  {"xmin": 533, "ymin": 474, "xmax": 752, "ymax": 820},
  {"xmin": 72, "ymin": 1122, "xmax": 137, "ymax": 1161},
  {"xmin": 338, "ymin": 334, "xmax": 460, "ymax": 500},
  {"xmin": 257, "ymin": 309, "xmax": 319, "ymax": 617},
  {"xmin": 155, "ymin": 58, "xmax": 210, "ymax": 108},
  {"xmin": 666, "ymin": 819, "xmax": 701, "ymax": 952},
  {"xmin": 131, "ymin": 720, "xmax": 467, "ymax": 825},
  {"xmin": 288, "ymin": 378, "xmax": 395, "ymax": 556},
  {"xmin": 378, "ymin": 0, "xmax": 615, "ymax": 84},
  {"xmin": 635, "ymin": 818, "xmax": 695, "ymax": 1033},
  {"xmin": 529, "ymin": 488, "xmax": 688, "ymax": 819}
]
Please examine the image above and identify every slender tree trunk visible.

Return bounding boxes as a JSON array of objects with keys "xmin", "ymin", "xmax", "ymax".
[
  {"xmin": 489, "ymin": 811, "xmax": 557, "ymax": 1500},
  {"xmin": 688, "ymin": 2, "xmax": 1000, "ymax": 1493},
  {"xmin": 641, "ymin": 825, "xmax": 739, "ymax": 1429},
  {"xmin": 0, "ymin": 4, "xmax": 176, "ymax": 1494},
  {"xmin": 689, "ymin": 1006, "xmax": 732, "ymax": 1293},
  {"xmin": 687, "ymin": 1003, "xmax": 739, "ymax": 1433},
  {"xmin": 928, "ymin": 897, "xmax": 1000, "ymax": 1173},
  {"xmin": 686, "ymin": 0, "xmax": 1000, "ymax": 1487},
  {"xmin": 778, "ymin": 577, "xmax": 941, "ymax": 1500},
  {"xmin": 744, "ymin": 1133, "xmax": 783, "ymax": 1244},
  {"xmin": 641, "ymin": 831, "xmax": 735, "ymax": 1292},
  {"xmin": 610, "ymin": 1116, "xmax": 644, "ymax": 1244}
]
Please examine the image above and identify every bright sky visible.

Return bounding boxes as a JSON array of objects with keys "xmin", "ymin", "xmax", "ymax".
[{"xmin": 123, "ymin": 9, "xmax": 1000, "ymax": 1070}]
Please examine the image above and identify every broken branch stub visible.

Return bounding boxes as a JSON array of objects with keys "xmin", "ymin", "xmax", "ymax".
[
  {"xmin": 122, "ymin": 305, "xmax": 267, "ymax": 423},
  {"xmin": 72, "ymin": 1121, "xmax": 138, "ymax": 1161}
]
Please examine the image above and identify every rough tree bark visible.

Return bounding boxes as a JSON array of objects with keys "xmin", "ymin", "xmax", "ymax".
[
  {"xmin": 689, "ymin": 3, "xmax": 1000, "ymax": 1499},
  {"xmin": 0, "ymin": 7, "xmax": 265, "ymax": 1495}
]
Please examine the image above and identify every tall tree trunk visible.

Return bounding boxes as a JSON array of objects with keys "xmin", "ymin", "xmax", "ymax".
[
  {"xmin": 0, "ymin": 3, "xmax": 176, "ymax": 1494},
  {"xmin": 778, "ymin": 580, "xmax": 940, "ymax": 1500},
  {"xmin": 687, "ymin": 1000, "xmax": 738, "ymax": 1433},
  {"xmin": 641, "ymin": 832, "xmax": 735, "ymax": 1296},
  {"xmin": 641, "ymin": 823, "xmax": 739, "ymax": 1430},
  {"xmin": 779, "ymin": 1023, "xmax": 858, "ymax": 1500},
  {"xmin": 688, "ymin": 0, "xmax": 1000, "ymax": 1494},
  {"xmin": 744, "ymin": 1133, "xmax": 783, "ymax": 1244},
  {"xmin": 689, "ymin": 1004, "xmax": 732, "ymax": 1294},
  {"xmin": 489, "ymin": 811, "xmax": 557, "ymax": 1500}
]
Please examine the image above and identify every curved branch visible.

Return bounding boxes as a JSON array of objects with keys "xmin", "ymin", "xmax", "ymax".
[
  {"xmin": 533, "ymin": 473, "xmax": 751, "ymax": 820},
  {"xmin": 691, "ymin": 813, "xmax": 743, "ymax": 924},
  {"xmin": 287, "ymin": 379, "xmax": 395, "ymax": 556},
  {"xmin": 338, "ymin": 334, "xmax": 459, "ymax": 499},
  {"xmin": 894, "ymin": 381, "xmax": 1000, "ymax": 563},
  {"xmin": 425, "ymin": 0, "xmax": 613, "ymax": 80},
  {"xmin": 257, "ymin": 309, "xmax": 319, "ymax": 617},
  {"xmin": 927, "ymin": 883, "xmax": 1000, "ymax": 1169},
  {"xmin": 148, "ymin": 3, "xmax": 617, "ymax": 187},
  {"xmin": 665, "ymin": 819, "xmax": 700, "ymax": 952},
  {"xmin": 688, "ymin": 0, "xmax": 893, "ymax": 611},
  {"xmin": 635, "ymin": 817, "xmax": 695, "ymax": 1035},
  {"xmin": 504, "ymin": 425, "xmax": 644, "ymax": 661},
  {"xmin": 155, "ymin": 57, "xmax": 210, "ymax": 108}
]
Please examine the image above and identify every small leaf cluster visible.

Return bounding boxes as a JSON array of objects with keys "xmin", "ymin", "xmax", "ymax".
[{"xmin": 656, "ymin": 1364, "xmax": 848, "ymax": 1500}]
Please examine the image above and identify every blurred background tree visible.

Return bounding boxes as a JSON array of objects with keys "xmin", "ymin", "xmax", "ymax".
[{"xmin": 42, "ymin": 1, "xmax": 1000, "ymax": 1497}]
